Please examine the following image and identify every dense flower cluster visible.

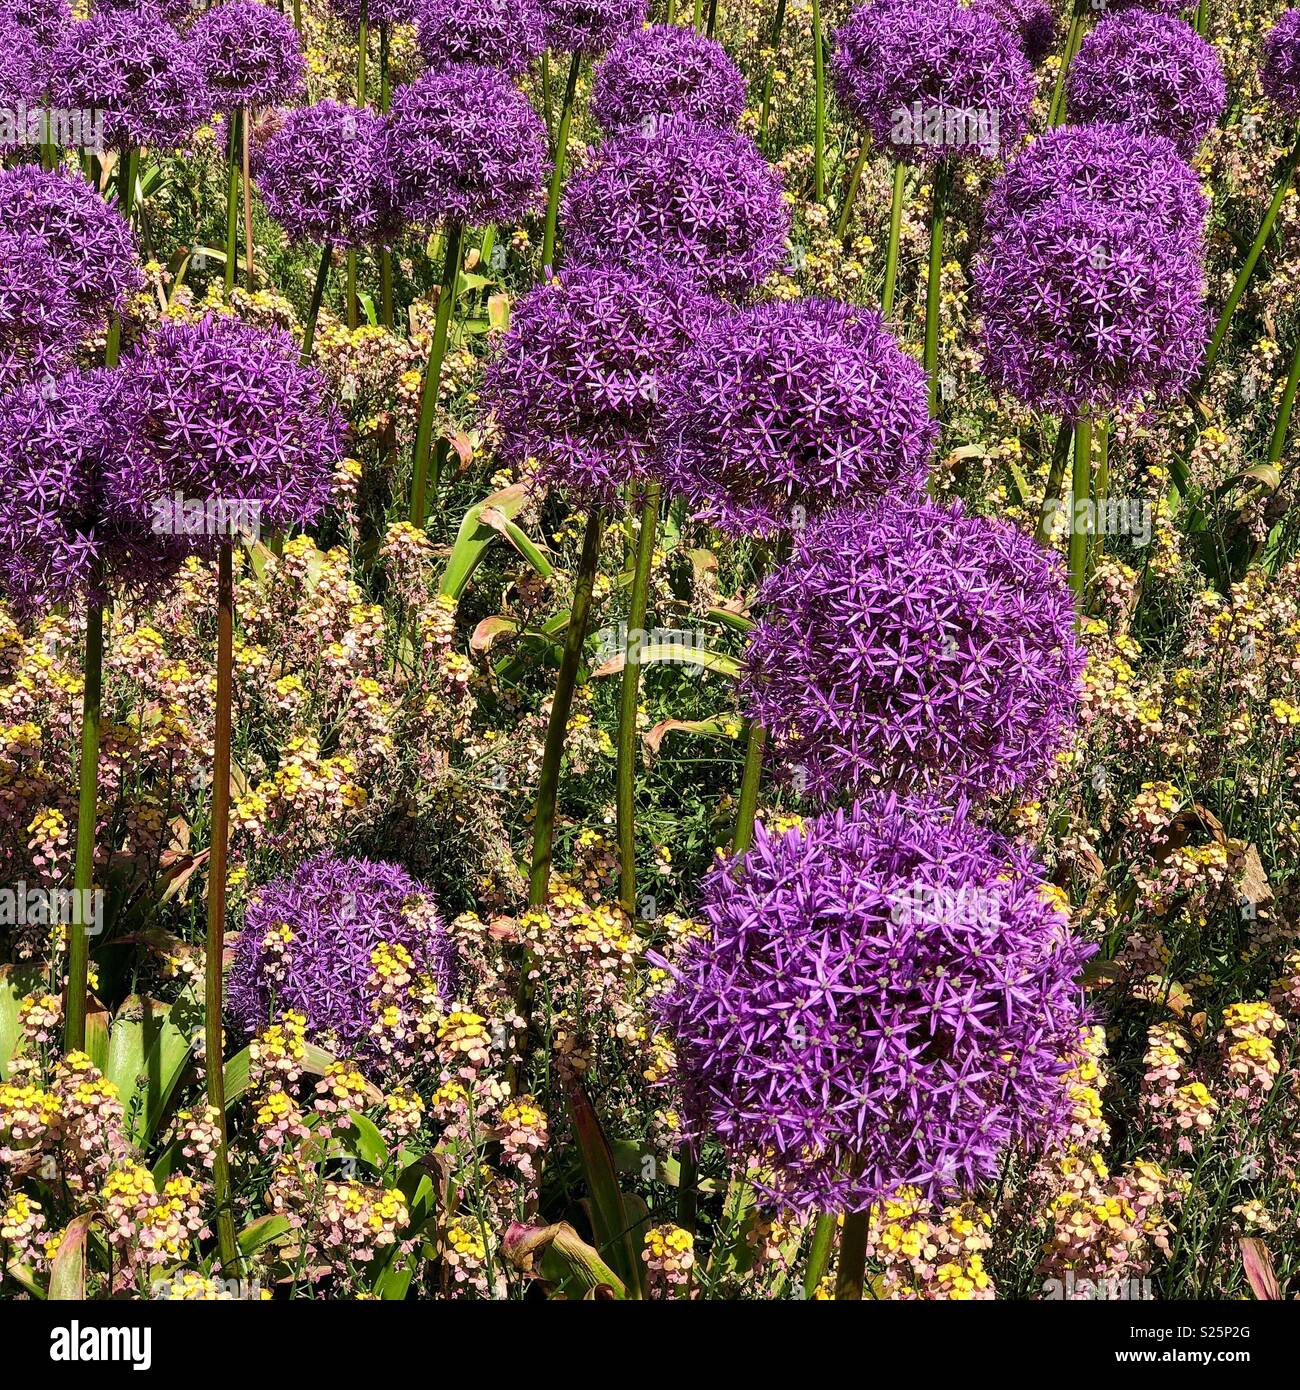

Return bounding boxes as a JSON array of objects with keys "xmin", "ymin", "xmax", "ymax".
[
  {"xmin": 415, "ymin": 0, "xmax": 545, "ymax": 75},
  {"xmin": 561, "ymin": 117, "xmax": 789, "ymax": 298},
  {"xmin": 740, "ymin": 496, "xmax": 1083, "ymax": 803},
  {"xmin": 1260, "ymin": 6, "xmax": 1300, "ymax": 116},
  {"xmin": 541, "ymin": 0, "xmax": 646, "ymax": 57},
  {"xmin": 327, "ymin": 0, "xmax": 418, "ymax": 27},
  {"xmin": 975, "ymin": 196, "xmax": 1208, "ymax": 416},
  {"xmin": 590, "ymin": 24, "xmax": 747, "ymax": 133},
  {"xmin": 0, "ymin": 17, "xmax": 45, "ymax": 147},
  {"xmin": 255, "ymin": 101, "xmax": 398, "ymax": 248},
  {"xmin": 382, "ymin": 65, "xmax": 549, "ymax": 227},
  {"xmin": 227, "ymin": 855, "xmax": 457, "ymax": 1064},
  {"xmin": 830, "ymin": 0, "xmax": 1035, "ymax": 163},
  {"xmin": 0, "ymin": 0, "xmax": 69, "ymax": 46},
  {"xmin": 480, "ymin": 257, "xmax": 710, "ymax": 505},
  {"xmin": 189, "ymin": 0, "xmax": 306, "ymax": 109},
  {"xmin": 653, "ymin": 798, "xmax": 1094, "ymax": 1211},
  {"xmin": 0, "ymin": 231, "xmax": 82, "ymax": 394},
  {"xmin": 1065, "ymin": 13, "xmax": 1225, "ymax": 159},
  {"xmin": 656, "ymin": 298, "xmax": 934, "ymax": 536},
  {"xmin": 969, "ymin": 0, "xmax": 1055, "ymax": 65}
]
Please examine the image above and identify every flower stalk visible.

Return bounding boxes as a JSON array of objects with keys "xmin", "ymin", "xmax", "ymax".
[
  {"xmin": 924, "ymin": 163, "xmax": 949, "ymax": 416},
  {"xmin": 541, "ymin": 52, "xmax": 582, "ymax": 275},
  {"xmin": 409, "ymin": 220, "xmax": 464, "ymax": 526},
  {"xmin": 224, "ymin": 107, "xmax": 244, "ymax": 294}
]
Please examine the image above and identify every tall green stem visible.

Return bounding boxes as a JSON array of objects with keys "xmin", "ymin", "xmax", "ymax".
[
  {"xmin": 834, "ymin": 1211, "xmax": 869, "ymax": 1300},
  {"xmin": 705, "ymin": 0, "xmax": 717, "ymax": 38},
  {"xmin": 1204, "ymin": 131, "xmax": 1300, "ymax": 384},
  {"xmin": 617, "ymin": 484, "xmax": 660, "ymax": 918},
  {"xmin": 803, "ymin": 1214, "xmax": 836, "ymax": 1298},
  {"xmin": 1194, "ymin": 0, "xmax": 1208, "ymax": 37},
  {"xmin": 1090, "ymin": 420, "xmax": 1109, "ymax": 572},
  {"xmin": 300, "ymin": 240, "xmax": 332, "ymax": 364},
  {"xmin": 835, "ymin": 146, "xmax": 868, "ymax": 241},
  {"xmin": 1048, "ymin": 2, "xmax": 1086, "ymax": 129},
  {"xmin": 207, "ymin": 542, "xmax": 239, "ymax": 1271},
  {"xmin": 104, "ymin": 146, "xmax": 137, "ymax": 366},
  {"xmin": 811, "ymin": 0, "xmax": 825, "ymax": 203},
  {"xmin": 924, "ymin": 165, "xmax": 948, "ymax": 416},
  {"xmin": 758, "ymin": 0, "xmax": 786, "ymax": 147},
  {"xmin": 347, "ymin": 2, "xmax": 369, "ymax": 330},
  {"xmin": 732, "ymin": 719, "xmax": 766, "ymax": 856},
  {"xmin": 541, "ymin": 53, "xmax": 582, "ymax": 275},
  {"xmin": 64, "ymin": 594, "xmax": 103, "ymax": 1053},
  {"xmin": 529, "ymin": 509, "xmax": 605, "ymax": 905},
  {"xmin": 1269, "ymin": 332, "xmax": 1300, "ymax": 463},
  {"xmin": 409, "ymin": 221, "xmax": 464, "ymax": 526},
  {"xmin": 1068, "ymin": 416, "xmax": 1092, "ymax": 610},
  {"xmin": 693, "ymin": 0, "xmax": 702, "ymax": 31},
  {"xmin": 224, "ymin": 108, "xmax": 243, "ymax": 295},
  {"xmin": 1035, "ymin": 419, "xmax": 1075, "ymax": 547},
  {"xmin": 881, "ymin": 161, "xmax": 905, "ymax": 317},
  {"xmin": 379, "ymin": 22, "xmax": 395, "ymax": 328}
]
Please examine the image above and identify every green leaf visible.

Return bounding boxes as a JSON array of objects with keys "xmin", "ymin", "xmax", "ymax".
[
  {"xmin": 48, "ymin": 1214, "xmax": 97, "ymax": 1300},
  {"xmin": 103, "ymin": 996, "xmax": 194, "ymax": 1147},
  {"xmin": 341, "ymin": 1111, "xmax": 389, "ymax": 1172},
  {"xmin": 591, "ymin": 641, "xmax": 743, "ymax": 681},
  {"xmin": 238, "ymin": 1213, "xmax": 291, "ymax": 1258},
  {"xmin": 566, "ymin": 1078, "xmax": 644, "ymax": 1298},
  {"xmin": 0, "ymin": 964, "xmax": 44, "ymax": 1079},
  {"xmin": 503, "ymin": 1221, "xmax": 628, "ymax": 1300},
  {"xmin": 438, "ymin": 482, "xmax": 532, "ymax": 601}
]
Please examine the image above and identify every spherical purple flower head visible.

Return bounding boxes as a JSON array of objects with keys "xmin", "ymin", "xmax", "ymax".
[
  {"xmin": 117, "ymin": 315, "xmax": 345, "ymax": 538},
  {"xmin": 968, "ymin": 0, "xmax": 1055, "ymax": 65},
  {"xmin": 0, "ymin": 0, "xmax": 69, "ymax": 47},
  {"xmin": 254, "ymin": 101, "xmax": 399, "ymax": 250},
  {"xmin": 96, "ymin": 0, "xmax": 197, "ymax": 25},
  {"xmin": 1065, "ymin": 13, "xmax": 1225, "ymax": 160},
  {"xmin": 653, "ymin": 796, "xmax": 1095, "ymax": 1212},
  {"xmin": 48, "ymin": 12, "xmax": 207, "ymax": 152},
  {"xmin": 562, "ymin": 118, "xmax": 789, "ymax": 299},
  {"xmin": 655, "ymin": 299, "xmax": 934, "ymax": 537},
  {"xmin": 983, "ymin": 123, "xmax": 1208, "ymax": 261},
  {"xmin": 480, "ymin": 257, "xmax": 710, "ymax": 507},
  {"xmin": 228, "ymin": 855, "xmax": 458, "ymax": 1068},
  {"xmin": 741, "ymin": 496, "xmax": 1083, "ymax": 803},
  {"xmin": 0, "ymin": 167, "xmax": 143, "ymax": 333},
  {"xmin": 327, "ymin": 0, "xmax": 418, "ymax": 28},
  {"xmin": 590, "ymin": 25, "xmax": 746, "ymax": 133},
  {"xmin": 975, "ymin": 195, "xmax": 1207, "ymax": 416},
  {"xmin": 542, "ymin": 0, "xmax": 646, "ymax": 57},
  {"xmin": 415, "ymin": 0, "xmax": 545, "ymax": 76},
  {"xmin": 1261, "ymin": 8, "xmax": 1300, "ymax": 117},
  {"xmin": 0, "ymin": 233, "xmax": 82, "ymax": 395},
  {"xmin": 189, "ymin": 0, "xmax": 305, "ymax": 111},
  {"xmin": 382, "ymin": 65, "xmax": 548, "ymax": 228},
  {"xmin": 0, "ymin": 370, "xmax": 184, "ymax": 617},
  {"xmin": 0, "ymin": 17, "xmax": 47, "ymax": 143},
  {"xmin": 830, "ymin": 0, "xmax": 1034, "ymax": 165}
]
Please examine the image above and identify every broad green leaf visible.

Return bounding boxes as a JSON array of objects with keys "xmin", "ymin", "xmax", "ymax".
[
  {"xmin": 48, "ymin": 1214, "xmax": 97, "ymax": 1300},
  {"xmin": 503, "ymin": 1221, "xmax": 627, "ymax": 1300},
  {"xmin": 591, "ymin": 641, "xmax": 743, "ymax": 681},
  {"xmin": 566, "ymin": 1078, "xmax": 644, "ymax": 1298},
  {"xmin": 104, "ymin": 996, "xmax": 194, "ymax": 1147},
  {"xmin": 0, "ymin": 964, "xmax": 44, "ymax": 1079},
  {"xmin": 341, "ymin": 1111, "xmax": 389, "ymax": 1171},
  {"xmin": 238, "ymin": 1213, "xmax": 291, "ymax": 1258},
  {"xmin": 438, "ymin": 482, "xmax": 531, "ymax": 601}
]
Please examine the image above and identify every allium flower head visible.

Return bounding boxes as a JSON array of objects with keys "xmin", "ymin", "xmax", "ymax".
[
  {"xmin": 968, "ymin": 0, "xmax": 1055, "ymax": 65},
  {"xmin": 0, "ymin": 369, "xmax": 182, "ymax": 616},
  {"xmin": 590, "ymin": 24, "xmax": 746, "ymax": 133},
  {"xmin": 1261, "ymin": 7, "xmax": 1300, "ymax": 116},
  {"xmin": 228, "ymin": 855, "xmax": 457, "ymax": 1066},
  {"xmin": 830, "ymin": 0, "xmax": 1035, "ymax": 163},
  {"xmin": 96, "ymin": 0, "xmax": 197, "ymax": 24},
  {"xmin": 118, "ymin": 315, "xmax": 345, "ymax": 537},
  {"xmin": 542, "ymin": 0, "xmax": 646, "ymax": 56},
  {"xmin": 48, "ymin": 12, "xmax": 208, "ymax": 150},
  {"xmin": 656, "ymin": 298, "xmax": 934, "ymax": 536},
  {"xmin": 327, "ymin": 0, "xmax": 418, "ymax": 27},
  {"xmin": 189, "ymin": 0, "xmax": 305, "ymax": 110},
  {"xmin": 382, "ymin": 65, "xmax": 549, "ymax": 227},
  {"xmin": 0, "ymin": 232, "xmax": 82, "ymax": 393},
  {"xmin": 740, "ymin": 495, "xmax": 1083, "ymax": 802},
  {"xmin": 415, "ymin": 0, "xmax": 545, "ymax": 75},
  {"xmin": 1065, "ymin": 12, "xmax": 1225, "ymax": 159},
  {"xmin": 975, "ymin": 195, "xmax": 1207, "ymax": 416},
  {"xmin": 0, "ymin": 16, "xmax": 47, "ymax": 139},
  {"xmin": 0, "ymin": 166, "xmax": 143, "ymax": 331},
  {"xmin": 653, "ymin": 796, "xmax": 1095, "ymax": 1212},
  {"xmin": 254, "ymin": 101, "xmax": 398, "ymax": 249},
  {"xmin": 561, "ymin": 116, "xmax": 789, "ymax": 298},
  {"xmin": 0, "ymin": 0, "xmax": 69, "ymax": 46},
  {"xmin": 480, "ymin": 257, "xmax": 710, "ymax": 505},
  {"xmin": 983, "ymin": 123, "xmax": 1208, "ymax": 261}
]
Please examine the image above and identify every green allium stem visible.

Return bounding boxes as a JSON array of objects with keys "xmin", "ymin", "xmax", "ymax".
[
  {"xmin": 1203, "ymin": 130, "xmax": 1300, "ymax": 384},
  {"xmin": 803, "ymin": 1213, "xmax": 836, "ymax": 1298},
  {"xmin": 881, "ymin": 160, "xmax": 905, "ymax": 317},
  {"xmin": 1035, "ymin": 418, "xmax": 1074, "ymax": 547},
  {"xmin": 224, "ymin": 108, "xmax": 243, "ymax": 295},
  {"xmin": 811, "ymin": 0, "xmax": 825, "ymax": 203},
  {"xmin": 300, "ymin": 240, "xmax": 332, "ymax": 364},
  {"xmin": 541, "ymin": 52, "xmax": 582, "ymax": 275},
  {"xmin": 732, "ymin": 718, "xmax": 767, "ymax": 856},
  {"xmin": 1068, "ymin": 415, "xmax": 1092, "ymax": 611},
  {"xmin": 1090, "ymin": 419, "xmax": 1109, "ymax": 572},
  {"xmin": 758, "ymin": 0, "xmax": 787, "ymax": 147},
  {"xmin": 529, "ymin": 508, "xmax": 605, "ymax": 906},
  {"xmin": 379, "ymin": 21, "xmax": 394, "ymax": 329},
  {"xmin": 706, "ymin": 0, "xmax": 718, "ymax": 39},
  {"xmin": 1048, "ymin": 2, "xmax": 1086, "ymax": 129},
  {"xmin": 924, "ymin": 164, "xmax": 948, "ymax": 417},
  {"xmin": 104, "ymin": 146, "xmax": 137, "ymax": 367},
  {"xmin": 409, "ymin": 220, "xmax": 464, "ymax": 527},
  {"xmin": 835, "ymin": 145, "xmax": 868, "ymax": 241},
  {"xmin": 834, "ymin": 1210, "xmax": 869, "ymax": 1300},
  {"xmin": 347, "ymin": 4, "xmax": 369, "ymax": 331},
  {"xmin": 1269, "ymin": 331, "xmax": 1300, "ymax": 463},
  {"xmin": 666, "ymin": 0, "xmax": 676, "ymax": 23},
  {"xmin": 617, "ymin": 483, "xmax": 661, "ymax": 919},
  {"xmin": 693, "ymin": 0, "xmax": 703, "ymax": 32},
  {"xmin": 64, "ymin": 592, "xmax": 103, "ymax": 1053},
  {"xmin": 207, "ymin": 541, "xmax": 239, "ymax": 1272},
  {"xmin": 1195, "ymin": 0, "xmax": 1208, "ymax": 37},
  {"xmin": 346, "ymin": 251, "xmax": 359, "ymax": 329}
]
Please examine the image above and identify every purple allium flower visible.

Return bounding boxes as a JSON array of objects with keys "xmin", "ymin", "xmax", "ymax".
[
  {"xmin": 0, "ymin": 232, "xmax": 82, "ymax": 394},
  {"xmin": 561, "ymin": 117, "xmax": 789, "ymax": 298},
  {"xmin": 228, "ymin": 855, "xmax": 458, "ymax": 1067},
  {"xmin": 48, "ymin": 12, "xmax": 208, "ymax": 151},
  {"xmin": 96, "ymin": 0, "xmax": 197, "ymax": 25},
  {"xmin": 589, "ymin": 24, "xmax": 746, "ymax": 133},
  {"xmin": 541, "ymin": 0, "xmax": 646, "ymax": 57},
  {"xmin": 0, "ymin": 0, "xmax": 69, "ymax": 47},
  {"xmin": 1065, "ymin": 12, "xmax": 1225, "ymax": 160},
  {"xmin": 0, "ymin": 369, "xmax": 183, "ymax": 616},
  {"xmin": 327, "ymin": 0, "xmax": 418, "ymax": 28},
  {"xmin": 381, "ymin": 65, "xmax": 549, "ymax": 227},
  {"xmin": 653, "ymin": 795, "xmax": 1095, "ymax": 1212},
  {"xmin": 480, "ymin": 257, "xmax": 710, "ymax": 506},
  {"xmin": 740, "ymin": 496, "xmax": 1083, "ymax": 803},
  {"xmin": 968, "ymin": 0, "xmax": 1055, "ymax": 65},
  {"xmin": 117, "ymin": 315, "xmax": 346, "ymax": 537},
  {"xmin": 0, "ymin": 17, "xmax": 48, "ymax": 140},
  {"xmin": 974, "ymin": 195, "xmax": 1207, "ymax": 416},
  {"xmin": 830, "ymin": 0, "xmax": 1035, "ymax": 164},
  {"xmin": 415, "ymin": 0, "xmax": 545, "ymax": 75},
  {"xmin": 1261, "ymin": 7, "xmax": 1300, "ymax": 117},
  {"xmin": 983, "ymin": 123, "xmax": 1208, "ymax": 261},
  {"xmin": 189, "ymin": 0, "xmax": 305, "ymax": 111},
  {"xmin": 655, "ymin": 299, "xmax": 934, "ymax": 537},
  {"xmin": 254, "ymin": 101, "xmax": 399, "ymax": 249},
  {"xmin": 0, "ymin": 166, "xmax": 143, "ymax": 332}
]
